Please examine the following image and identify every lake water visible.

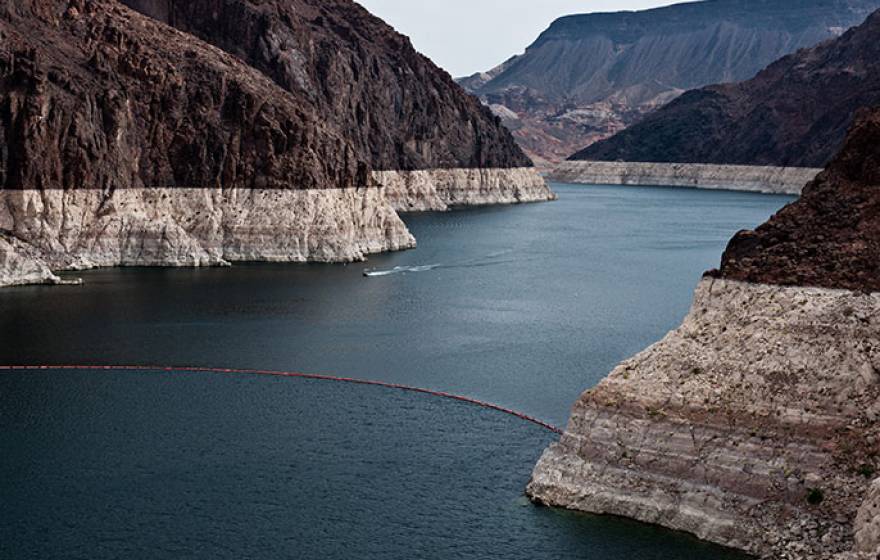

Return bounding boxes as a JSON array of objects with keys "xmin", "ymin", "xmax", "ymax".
[{"xmin": 0, "ymin": 183, "xmax": 792, "ymax": 559}]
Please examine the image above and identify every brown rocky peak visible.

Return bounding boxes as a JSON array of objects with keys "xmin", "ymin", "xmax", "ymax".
[{"xmin": 717, "ymin": 107, "xmax": 880, "ymax": 292}]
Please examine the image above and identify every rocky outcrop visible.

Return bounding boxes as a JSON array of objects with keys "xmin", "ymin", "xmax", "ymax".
[
  {"xmin": 461, "ymin": 0, "xmax": 880, "ymax": 165},
  {"xmin": 719, "ymin": 108, "xmax": 880, "ymax": 292},
  {"xmin": 549, "ymin": 162, "xmax": 821, "ymax": 195},
  {"xmin": 575, "ymin": 9, "xmax": 880, "ymax": 168},
  {"xmin": 0, "ymin": 235, "xmax": 62, "ymax": 286},
  {"xmin": 0, "ymin": 0, "xmax": 550, "ymax": 287},
  {"xmin": 529, "ymin": 278, "xmax": 880, "ymax": 558},
  {"xmin": 374, "ymin": 168, "xmax": 553, "ymax": 212},
  {"xmin": 529, "ymin": 108, "xmax": 880, "ymax": 558},
  {"xmin": 0, "ymin": 187, "xmax": 414, "ymax": 287}
]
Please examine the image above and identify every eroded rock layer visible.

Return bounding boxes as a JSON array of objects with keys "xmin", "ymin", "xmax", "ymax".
[
  {"xmin": 374, "ymin": 168, "xmax": 553, "ymax": 212},
  {"xmin": 0, "ymin": 187, "xmax": 414, "ymax": 287},
  {"xmin": 549, "ymin": 162, "xmax": 820, "ymax": 195},
  {"xmin": 529, "ymin": 278, "xmax": 880, "ymax": 558},
  {"xmin": 853, "ymin": 479, "xmax": 880, "ymax": 557}
]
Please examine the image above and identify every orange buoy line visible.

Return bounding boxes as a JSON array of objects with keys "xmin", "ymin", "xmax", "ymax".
[{"xmin": 0, "ymin": 364, "xmax": 564, "ymax": 435}]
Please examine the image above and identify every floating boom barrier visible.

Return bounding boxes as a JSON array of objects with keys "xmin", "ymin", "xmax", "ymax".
[{"xmin": 0, "ymin": 364, "xmax": 563, "ymax": 435}]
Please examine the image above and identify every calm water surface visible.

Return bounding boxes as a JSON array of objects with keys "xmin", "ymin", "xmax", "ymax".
[{"xmin": 0, "ymin": 183, "xmax": 791, "ymax": 559}]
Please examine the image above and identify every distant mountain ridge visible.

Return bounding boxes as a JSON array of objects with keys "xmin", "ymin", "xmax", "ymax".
[
  {"xmin": 460, "ymin": 0, "xmax": 880, "ymax": 165},
  {"xmin": 574, "ymin": 8, "xmax": 880, "ymax": 168}
]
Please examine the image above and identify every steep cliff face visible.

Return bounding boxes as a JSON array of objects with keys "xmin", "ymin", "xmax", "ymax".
[
  {"xmin": 1, "ymin": 0, "xmax": 369, "ymax": 193},
  {"xmin": 0, "ymin": 0, "xmax": 550, "ymax": 287},
  {"xmin": 576, "ymin": 9, "xmax": 880, "ymax": 169},
  {"xmin": 461, "ymin": 0, "xmax": 880, "ymax": 165},
  {"xmin": 529, "ymin": 109, "xmax": 880, "ymax": 559},
  {"xmin": 118, "ymin": 0, "xmax": 552, "ymax": 210},
  {"xmin": 0, "ymin": 0, "xmax": 413, "ymax": 287}
]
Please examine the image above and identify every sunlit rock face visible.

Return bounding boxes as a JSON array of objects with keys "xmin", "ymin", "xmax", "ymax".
[
  {"xmin": 529, "ymin": 109, "xmax": 880, "ymax": 559},
  {"xmin": 529, "ymin": 278, "xmax": 880, "ymax": 558}
]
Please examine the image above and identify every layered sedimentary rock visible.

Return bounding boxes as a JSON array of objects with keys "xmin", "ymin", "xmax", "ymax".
[
  {"xmin": 0, "ymin": 0, "xmax": 549, "ymax": 287},
  {"xmin": 549, "ymin": 162, "xmax": 820, "ymax": 195},
  {"xmin": 529, "ymin": 278, "xmax": 880, "ymax": 557},
  {"xmin": 0, "ymin": 235, "xmax": 62, "ymax": 287},
  {"xmin": 529, "ymin": 109, "xmax": 880, "ymax": 558},
  {"xmin": 460, "ymin": 0, "xmax": 880, "ymax": 165},
  {"xmin": 574, "ymin": 9, "xmax": 880, "ymax": 169},
  {"xmin": 0, "ymin": 188, "xmax": 413, "ymax": 271}
]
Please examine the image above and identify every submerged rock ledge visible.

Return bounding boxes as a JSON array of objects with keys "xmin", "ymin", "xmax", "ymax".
[
  {"xmin": 528, "ymin": 278, "xmax": 880, "ymax": 559},
  {"xmin": 549, "ymin": 161, "xmax": 820, "ymax": 195}
]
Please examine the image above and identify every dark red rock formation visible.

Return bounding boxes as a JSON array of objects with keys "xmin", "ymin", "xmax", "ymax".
[
  {"xmin": 119, "ymin": 0, "xmax": 532, "ymax": 171},
  {"xmin": 575, "ymin": 9, "xmax": 880, "ymax": 168},
  {"xmin": 716, "ymin": 107, "xmax": 880, "ymax": 291},
  {"xmin": 1, "ymin": 0, "xmax": 369, "ymax": 191}
]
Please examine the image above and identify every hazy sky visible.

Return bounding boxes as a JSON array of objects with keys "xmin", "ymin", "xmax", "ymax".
[{"xmin": 358, "ymin": 1, "xmax": 679, "ymax": 77}]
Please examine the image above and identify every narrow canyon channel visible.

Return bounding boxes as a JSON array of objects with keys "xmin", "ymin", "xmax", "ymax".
[{"xmin": 0, "ymin": 183, "xmax": 792, "ymax": 559}]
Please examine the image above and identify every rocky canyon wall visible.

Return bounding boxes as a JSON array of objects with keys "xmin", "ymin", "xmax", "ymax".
[
  {"xmin": 529, "ymin": 278, "xmax": 880, "ymax": 558},
  {"xmin": 0, "ymin": 187, "xmax": 414, "ymax": 286},
  {"xmin": 549, "ymin": 162, "xmax": 820, "ymax": 195},
  {"xmin": 0, "ymin": 0, "xmax": 551, "ymax": 287},
  {"xmin": 529, "ymin": 109, "xmax": 880, "ymax": 559},
  {"xmin": 374, "ymin": 168, "xmax": 553, "ymax": 212},
  {"xmin": 575, "ymin": 9, "xmax": 880, "ymax": 169}
]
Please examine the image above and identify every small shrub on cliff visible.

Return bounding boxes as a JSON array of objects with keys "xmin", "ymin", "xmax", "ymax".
[
  {"xmin": 857, "ymin": 464, "xmax": 876, "ymax": 479},
  {"xmin": 806, "ymin": 488, "xmax": 824, "ymax": 506}
]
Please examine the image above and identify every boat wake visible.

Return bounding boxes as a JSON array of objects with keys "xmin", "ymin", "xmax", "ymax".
[
  {"xmin": 363, "ymin": 250, "xmax": 516, "ymax": 277},
  {"xmin": 364, "ymin": 264, "xmax": 441, "ymax": 277}
]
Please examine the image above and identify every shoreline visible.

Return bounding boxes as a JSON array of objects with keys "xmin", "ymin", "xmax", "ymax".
[
  {"xmin": 549, "ymin": 161, "xmax": 822, "ymax": 195},
  {"xmin": 0, "ymin": 169, "xmax": 555, "ymax": 288}
]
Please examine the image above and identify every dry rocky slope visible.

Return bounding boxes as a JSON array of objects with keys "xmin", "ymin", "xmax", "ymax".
[
  {"xmin": 0, "ymin": 0, "xmax": 551, "ymax": 287},
  {"xmin": 575, "ymin": 8, "xmax": 880, "ymax": 171},
  {"xmin": 528, "ymin": 109, "xmax": 880, "ymax": 559},
  {"xmin": 460, "ymin": 0, "xmax": 880, "ymax": 167}
]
